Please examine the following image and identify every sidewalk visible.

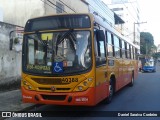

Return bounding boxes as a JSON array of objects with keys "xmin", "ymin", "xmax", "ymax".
[{"xmin": 0, "ymin": 89, "xmax": 35, "ymax": 111}]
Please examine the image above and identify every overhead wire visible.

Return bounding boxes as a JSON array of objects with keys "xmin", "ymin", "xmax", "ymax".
[
  {"xmin": 129, "ymin": 0, "xmax": 139, "ymax": 16},
  {"xmin": 58, "ymin": 0, "xmax": 77, "ymax": 13},
  {"xmin": 120, "ymin": 0, "xmax": 138, "ymax": 22},
  {"xmin": 40, "ymin": 0, "xmax": 67, "ymax": 12},
  {"xmin": 40, "ymin": 0, "xmax": 77, "ymax": 14},
  {"xmin": 40, "ymin": 0, "xmax": 56, "ymax": 10},
  {"xmin": 96, "ymin": 1, "xmax": 115, "ymax": 22},
  {"xmin": 47, "ymin": 0, "xmax": 67, "ymax": 13},
  {"xmin": 128, "ymin": 0, "xmax": 141, "ymax": 32}
]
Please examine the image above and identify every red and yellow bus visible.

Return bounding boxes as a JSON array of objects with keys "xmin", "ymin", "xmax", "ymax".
[{"xmin": 21, "ymin": 13, "xmax": 138, "ymax": 106}]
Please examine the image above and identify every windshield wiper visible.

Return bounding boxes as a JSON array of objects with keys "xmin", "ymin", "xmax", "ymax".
[
  {"xmin": 56, "ymin": 29, "xmax": 75, "ymax": 54},
  {"xmin": 35, "ymin": 31, "xmax": 48, "ymax": 47},
  {"xmin": 57, "ymin": 29, "xmax": 74, "ymax": 45}
]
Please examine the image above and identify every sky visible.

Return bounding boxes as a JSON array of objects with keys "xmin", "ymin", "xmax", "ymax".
[
  {"xmin": 138, "ymin": 0, "xmax": 160, "ymax": 45},
  {"xmin": 102, "ymin": 0, "xmax": 160, "ymax": 46}
]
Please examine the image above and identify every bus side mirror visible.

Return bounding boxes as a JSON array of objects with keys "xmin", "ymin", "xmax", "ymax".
[
  {"xmin": 96, "ymin": 30, "xmax": 105, "ymax": 41},
  {"xmin": 9, "ymin": 38, "xmax": 13, "ymax": 50}
]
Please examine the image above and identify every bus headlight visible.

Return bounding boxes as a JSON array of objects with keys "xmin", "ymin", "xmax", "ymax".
[
  {"xmin": 88, "ymin": 78, "xmax": 92, "ymax": 82},
  {"xmin": 22, "ymin": 80, "xmax": 35, "ymax": 90},
  {"xmin": 28, "ymin": 86, "xmax": 32, "ymax": 89},
  {"xmin": 73, "ymin": 78, "xmax": 93, "ymax": 92},
  {"xmin": 78, "ymin": 86, "xmax": 83, "ymax": 91},
  {"xmin": 23, "ymin": 81, "xmax": 27, "ymax": 85},
  {"xmin": 83, "ymin": 81, "xmax": 88, "ymax": 86}
]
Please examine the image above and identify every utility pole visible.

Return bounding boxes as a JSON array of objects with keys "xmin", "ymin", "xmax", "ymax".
[
  {"xmin": 146, "ymin": 42, "xmax": 147, "ymax": 55},
  {"xmin": 133, "ymin": 22, "xmax": 147, "ymax": 44}
]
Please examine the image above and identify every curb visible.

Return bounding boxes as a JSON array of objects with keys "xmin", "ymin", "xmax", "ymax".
[{"xmin": 0, "ymin": 79, "xmax": 21, "ymax": 92}]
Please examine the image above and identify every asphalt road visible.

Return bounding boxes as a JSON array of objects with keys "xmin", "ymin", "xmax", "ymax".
[{"xmin": 8, "ymin": 63, "xmax": 160, "ymax": 120}]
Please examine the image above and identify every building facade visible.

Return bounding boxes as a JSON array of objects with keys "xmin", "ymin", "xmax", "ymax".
[
  {"xmin": 157, "ymin": 44, "xmax": 160, "ymax": 53},
  {"xmin": 0, "ymin": 5, "xmax": 3, "ymax": 21},
  {"xmin": 0, "ymin": 22, "xmax": 22, "ymax": 89},
  {"xmin": 107, "ymin": 0, "xmax": 140, "ymax": 50},
  {"xmin": 0, "ymin": 0, "xmax": 88, "ymax": 27}
]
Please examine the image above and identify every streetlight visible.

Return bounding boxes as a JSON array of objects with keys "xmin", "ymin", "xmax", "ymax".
[{"xmin": 133, "ymin": 22, "xmax": 147, "ymax": 44}]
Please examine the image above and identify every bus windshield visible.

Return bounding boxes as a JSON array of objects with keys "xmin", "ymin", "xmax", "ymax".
[{"xmin": 23, "ymin": 30, "xmax": 92, "ymax": 75}]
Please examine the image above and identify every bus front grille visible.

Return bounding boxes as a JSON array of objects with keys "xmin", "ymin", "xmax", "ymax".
[
  {"xmin": 41, "ymin": 95, "xmax": 66, "ymax": 101},
  {"xmin": 31, "ymin": 78, "xmax": 69, "ymax": 85},
  {"xmin": 38, "ymin": 87, "xmax": 71, "ymax": 91}
]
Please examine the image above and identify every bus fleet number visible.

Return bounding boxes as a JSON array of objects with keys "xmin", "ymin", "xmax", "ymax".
[{"xmin": 61, "ymin": 78, "xmax": 78, "ymax": 83}]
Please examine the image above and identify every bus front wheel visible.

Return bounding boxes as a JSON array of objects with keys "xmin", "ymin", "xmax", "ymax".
[{"xmin": 103, "ymin": 80, "xmax": 114, "ymax": 104}]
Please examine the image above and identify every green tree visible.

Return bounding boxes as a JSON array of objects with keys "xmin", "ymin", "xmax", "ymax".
[
  {"xmin": 152, "ymin": 52, "xmax": 160, "ymax": 59},
  {"xmin": 140, "ymin": 32, "xmax": 154, "ymax": 55}
]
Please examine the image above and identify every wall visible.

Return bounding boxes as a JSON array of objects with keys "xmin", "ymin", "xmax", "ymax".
[
  {"xmin": 0, "ymin": 0, "xmax": 45, "ymax": 26},
  {"xmin": 0, "ymin": 5, "xmax": 3, "ymax": 21},
  {"xmin": 0, "ymin": 22, "xmax": 22, "ymax": 90},
  {"xmin": 0, "ymin": 0, "xmax": 88, "ymax": 27}
]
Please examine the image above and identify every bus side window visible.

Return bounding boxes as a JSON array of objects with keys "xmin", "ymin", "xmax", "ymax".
[
  {"xmin": 127, "ymin": 44, "xmax": 130, "ymax": 59},
  {"xmin": 119, "ymin": 39, "xmax": 122, "ymax": 58},
  {"xmin": 124, "ymin": 42, "xmax": 128, "ymax": 58},
  {"xmin": 130, "ymin": 45, "xmax": 133, "ymax": 59},
  {"xmin": 113, "ymin": 35, "xmax": 120, "ymax": 58},
  {"xmin": 132, "ymin": 47, "xmax": 135, "ymax": 59},
  {"xmin": 106, "ymin": 31, "xmax": 114, "ymax": 57},
  {"xmin": 121, "ymin": 40, "xmax": 126, "ymax": 58},
  {"xmin": 95, "ymin": 30, "xmax": 106, "ymax": 66}
]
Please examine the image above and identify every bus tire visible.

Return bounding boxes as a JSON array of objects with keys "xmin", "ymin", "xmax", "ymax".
[
  {"xmin": 129, "ymin": 75, "xmax": 134, "ymax": 87},
  {"xmin": 103, "ymin": 80, "xmax": 114, "ymax": 104}
]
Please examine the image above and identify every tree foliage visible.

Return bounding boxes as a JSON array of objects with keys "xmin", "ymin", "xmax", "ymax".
[
  {"xmin": 152, "ymin": 52, "xmax": 160, "ymax": 59},
  {"xmin": 140, "ymin": 32, "xmax": 154, "ymax": 54}
]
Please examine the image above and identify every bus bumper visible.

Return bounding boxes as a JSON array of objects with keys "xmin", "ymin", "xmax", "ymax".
[{"xmin": 21, "ymin": 87, "xmax": 96, "ymax": 106}]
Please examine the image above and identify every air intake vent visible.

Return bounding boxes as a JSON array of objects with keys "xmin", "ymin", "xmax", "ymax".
[
  {"xmin": 38, "ymin": 87, "xmax": 70, "ymax": 91},
  {"xmin": 41, "ymin": 95, "xmax": 66, "ymax": 101},
  {"xmin": 32, "ymin": 78, "xmax": 69, "ymax": 85}
]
